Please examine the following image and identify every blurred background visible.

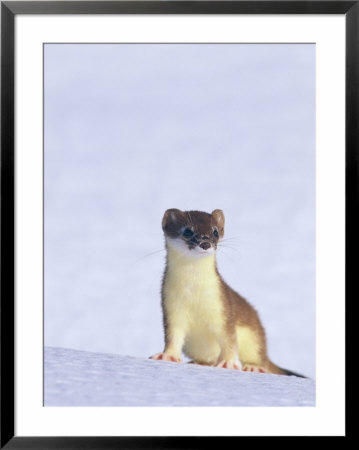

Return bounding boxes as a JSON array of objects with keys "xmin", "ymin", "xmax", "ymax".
[{"xmin": 44, "ymin": 43, "xmax": 316, "ymax": 378}]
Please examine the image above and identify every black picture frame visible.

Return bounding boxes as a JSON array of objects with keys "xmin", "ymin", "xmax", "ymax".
[{"xmin": 1, "ymin": 1, "xmax": 354, "ymax": 447}]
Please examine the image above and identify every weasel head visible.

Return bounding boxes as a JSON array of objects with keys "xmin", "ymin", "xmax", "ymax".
[{"xmin": 162, "ymin": 209, "xmax": 225, "ymax": 259}]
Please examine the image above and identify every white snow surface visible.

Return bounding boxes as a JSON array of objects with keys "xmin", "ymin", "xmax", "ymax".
[
  {"xmin": 44, "ymin": 347, "xmax": 315, "ymax": 407},
  {"xmin": 44, "ymin": 44, "xmax": 316, "ymax": 381}
]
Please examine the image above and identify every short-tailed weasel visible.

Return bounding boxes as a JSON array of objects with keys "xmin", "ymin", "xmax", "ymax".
[{"xmin": 151, "ymin": 208, "xmax": 305, "ymax": 377}]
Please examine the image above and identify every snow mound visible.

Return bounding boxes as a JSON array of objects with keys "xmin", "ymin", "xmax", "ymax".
[{"xmin": 44, "ymin": 347, "xmax": 315, "ymax": 407}]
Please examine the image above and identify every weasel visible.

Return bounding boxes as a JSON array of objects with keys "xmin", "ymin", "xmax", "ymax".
[{"xmin": 151, "ymin": 208, "xmax": 305, "ymax": 377}]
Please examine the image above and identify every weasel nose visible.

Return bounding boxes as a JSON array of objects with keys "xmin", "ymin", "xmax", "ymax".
[{"xmin": 200, "ymin": 242, "xmax": 211, "ymax": 250}]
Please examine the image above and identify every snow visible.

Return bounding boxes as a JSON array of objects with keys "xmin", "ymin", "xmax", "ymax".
[
  {"xmin": 44, "ymin": 44, "xmax": 316, "ymax": 387},
  {"xmin": 44, "ymin": 347, "xmax": 315, "ymax": 407}
]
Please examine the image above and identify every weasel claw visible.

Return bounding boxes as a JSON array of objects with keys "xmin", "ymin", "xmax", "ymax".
[
  {"xmin": 216, "ymin": 360, "xmax": 240, "ymax": 370},
  {"xmin": 150, "ymin": 352, "xmax": 182, "ymax": 363},
  {"xmin": 242, "ymin": 364, "xmax": 268, "ymax": 373}
]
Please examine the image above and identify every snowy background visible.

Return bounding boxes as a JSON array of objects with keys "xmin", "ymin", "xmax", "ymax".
[{"xmin": 44, "ymin": 43, "xmax": 316, "ymax": 382}]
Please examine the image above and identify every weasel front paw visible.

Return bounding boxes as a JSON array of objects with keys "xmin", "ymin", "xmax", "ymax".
[
  {"xmin": 242, "ymin": 364, "xmax": 267, "ymax": 373},
  {"xmin": 150, "ymin": 352, "xmax": 182, "ymax": 363},
  {"xmin": 215, "ymin": 360, "xmax": 240, "ymax": 370}
]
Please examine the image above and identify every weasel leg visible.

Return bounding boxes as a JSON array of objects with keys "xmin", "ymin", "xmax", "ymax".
[
  {"xmin": 215, "ymin": 332, "xmax": 240, "ymax": 370},
  {"xmin": 236, "ymin": 326, "xmax": 268, "ymax": 373},
  {"xmin": 150, "ymin": 352, "xmax": 182, "ymax": 363},
  {"xmin": 242, "ymin": 363, "xmax": 268, "ymax": 373}
]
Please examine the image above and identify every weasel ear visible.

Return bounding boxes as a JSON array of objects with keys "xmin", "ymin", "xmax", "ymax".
[
  {"xmin": 212, "ymin": 209, "xmax": 225, "ymax": 233},
  {"xmin": 162, "ymin": 208, "xmax": 185, "ymax": 231}
]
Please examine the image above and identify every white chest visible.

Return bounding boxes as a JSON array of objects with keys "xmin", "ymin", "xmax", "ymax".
[{"xmin": 163, "ymin": 252, "xmax": 224, "ymax": 332}]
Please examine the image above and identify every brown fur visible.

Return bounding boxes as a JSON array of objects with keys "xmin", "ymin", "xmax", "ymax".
[{"xmin": 217, "ymin": 274, "xmax": 284, "ymax": 374}]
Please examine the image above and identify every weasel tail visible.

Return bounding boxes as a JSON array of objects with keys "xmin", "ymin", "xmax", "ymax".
[{"xmin": 150, "ymin": 208, "xmax": 306, "ymax": 378}]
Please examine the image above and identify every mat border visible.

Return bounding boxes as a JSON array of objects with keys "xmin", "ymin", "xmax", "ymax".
[{"xmin": 1, "ymin": 1, "xmax": 354, "ymax": 447}]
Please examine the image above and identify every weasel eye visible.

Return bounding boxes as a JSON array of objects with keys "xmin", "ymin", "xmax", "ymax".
[
  {"xmin": 183, "ymin": 228, "xmax": 194, "ymax": 237},
  {"xmin": 213, "ymin": 229, "xmax": 219, "ymax": 238}
]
